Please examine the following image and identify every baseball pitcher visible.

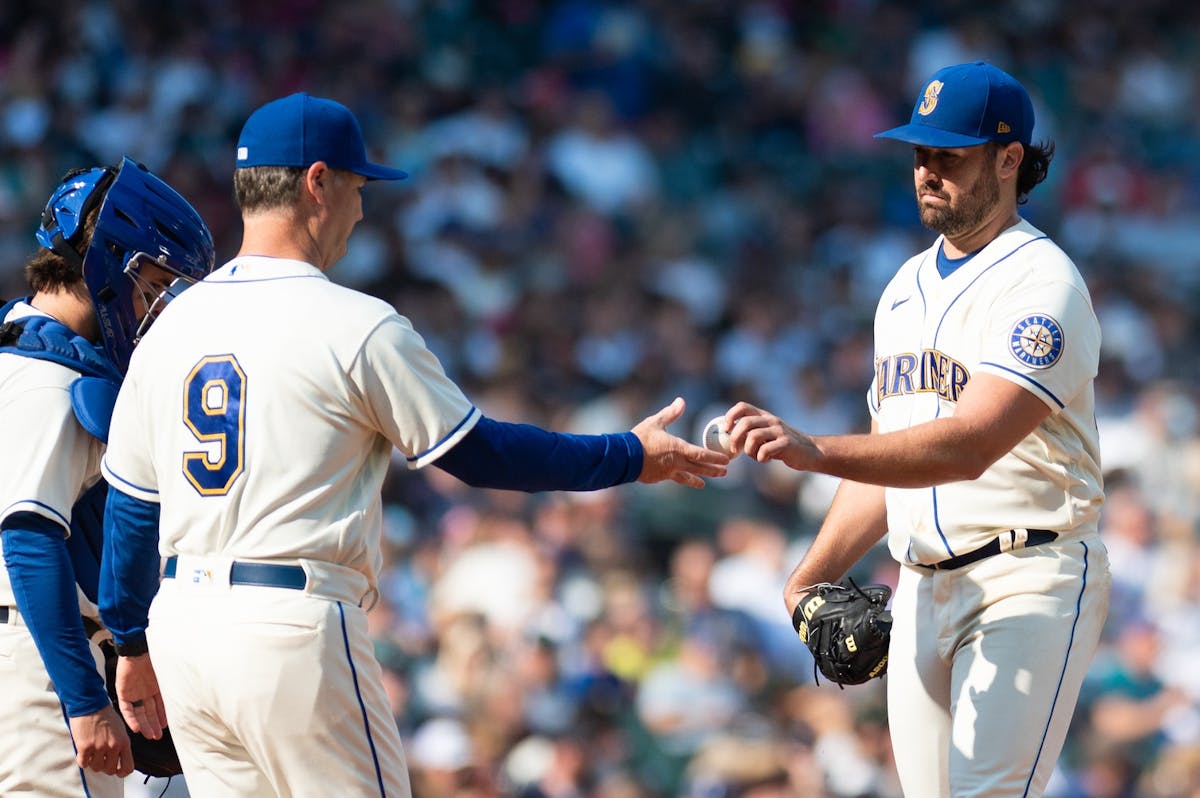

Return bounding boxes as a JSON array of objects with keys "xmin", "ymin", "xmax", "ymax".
[{"xmin": 724, "ymin": 62, "xmax": 1111, "ymax": 797}]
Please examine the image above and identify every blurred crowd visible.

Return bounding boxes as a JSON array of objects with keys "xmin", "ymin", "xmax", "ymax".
[{"xmin": 4, "ymin": 0, "xmax": 1200, "ymax": 796}]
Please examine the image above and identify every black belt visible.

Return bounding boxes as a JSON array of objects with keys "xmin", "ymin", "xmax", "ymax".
[
  {"xmin": 164, "ymin": 556, "xmax": 307, "ymax": 590},
  {"xmin": 918, "ymin": 529, "xmax": 1058, "ymax": 571},
  {"xmin": 0, "ymin": 606, "xmax": 10, "ymax": 624}
]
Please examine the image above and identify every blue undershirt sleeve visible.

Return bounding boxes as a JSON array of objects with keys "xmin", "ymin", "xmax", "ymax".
[
  {"xmin": 98, "ymin": 485, "xmax": 162, "ymax": 649},
  {"xmin": 1, "ymin": 513, "xmax": 111, "ymax": 718},
  {"xmin": 434, "ymin": 416, "xmax": 644, "ymax": 491}
]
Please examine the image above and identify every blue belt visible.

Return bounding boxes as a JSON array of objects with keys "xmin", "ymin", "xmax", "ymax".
[
  {"xmin": 918, "ymin": 529, "xmax": 1058, "ymax": 571},
  {"xmin": 164, "ymin": 556, "xmax": 307, "ymax": 590}
]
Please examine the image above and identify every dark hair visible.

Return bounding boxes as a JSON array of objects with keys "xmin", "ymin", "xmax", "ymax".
[
  {"xmin": 1015, "ymin": 140, "xmax": 1054, "ymax": 205},
  {"xmin": 233, "ymin": 165, "xmax": 305, "ymax": 213},
  {"xmin": 24, "ymin": 205, "xmax": 99, "ymax": 293},
  {"xmin": 985, "ymin": 140, "xmax": 1054, "ymax": 205}
]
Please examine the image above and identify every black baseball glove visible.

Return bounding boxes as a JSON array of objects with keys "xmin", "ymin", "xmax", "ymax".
[{"xmin": 791, "ymin": 580, "xmax": 892, "ymax": 687}]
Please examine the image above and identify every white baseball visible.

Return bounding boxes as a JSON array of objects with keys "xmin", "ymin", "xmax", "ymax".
[{"xmin": 702, "ymin": 415, "xmax": 735, "ymax": 456}]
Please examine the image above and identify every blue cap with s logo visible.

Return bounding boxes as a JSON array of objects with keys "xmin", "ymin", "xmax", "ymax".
[{"xmin": 875, "ymin": 62, "xmax": 1034, "ymax": 148}]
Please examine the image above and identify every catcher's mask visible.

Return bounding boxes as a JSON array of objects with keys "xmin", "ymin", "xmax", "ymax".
[{"xmin": 37, "ymin": 156, "xmax": 216, "ymax": 373}]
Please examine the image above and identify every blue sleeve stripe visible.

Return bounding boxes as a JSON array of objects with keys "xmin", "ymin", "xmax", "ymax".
[
  {"xmin": 978, "ymin": 362, "xmax": 1066, "ymax": 409},
  {"xmin": 405, "ymin": 406, "xmax": 481, "ymax": 464},
  {"xmin": 99, "ymin": 461, "xmax": 160, "ymax": 499},
  {"xmin": 1, "ymin": 500, "xmax": 69, "ymax": 529}
]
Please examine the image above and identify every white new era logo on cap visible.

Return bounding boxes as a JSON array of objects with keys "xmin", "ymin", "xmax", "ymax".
[{"xmin": 237, "ymin": 146, "xmax": 248, "ymax": 161}]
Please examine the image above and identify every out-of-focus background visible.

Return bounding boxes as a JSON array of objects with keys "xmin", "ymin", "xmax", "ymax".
[{"xmin": 4, "ymin": 1, "xmax": 1200, "ymax": 796}]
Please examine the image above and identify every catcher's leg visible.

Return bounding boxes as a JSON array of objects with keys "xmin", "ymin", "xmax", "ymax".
[
  {"xmin": 0, "ymin": 619, "xmax": 122, "ymax": 798},
  {"xmin": 887, "ymin": 564, "xmax": 953, "ymax": 798},
  {"xmin": 945, "ymin": 538, "xmax": 1110, "ymax": 797}
]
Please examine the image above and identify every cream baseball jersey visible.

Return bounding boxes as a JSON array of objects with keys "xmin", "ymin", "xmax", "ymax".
[
  {"xmin": 102, "ymin": 257, "xmax": 480, "ymax": 591},
  {"xmin": 0, "ymin": 302, "xmax": 104, "ymax": 608},
  {"xmin": 868, "ymin": 219, "xmax": 1103, "ymax": 566}
]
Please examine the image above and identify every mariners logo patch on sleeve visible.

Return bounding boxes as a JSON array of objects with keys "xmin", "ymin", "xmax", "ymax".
[{"xmin": 1009, "ymin": 314, "xmax": 1064, "ymax": 369}]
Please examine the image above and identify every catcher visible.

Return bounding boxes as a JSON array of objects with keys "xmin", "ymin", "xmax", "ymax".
[{"xmin": 0, "ymin": 159, "xmax": 210, "ymax": 795}]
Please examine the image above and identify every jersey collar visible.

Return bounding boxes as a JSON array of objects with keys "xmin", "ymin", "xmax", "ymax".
[{"xmin": 207, "ymin": 255, "xmax": 327, "ymax": 283}]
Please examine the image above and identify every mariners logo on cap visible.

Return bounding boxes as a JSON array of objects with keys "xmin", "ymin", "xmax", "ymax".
[
  {"xmin": 918, "ymin": 80, "xmax": 944, "ymax": 116},
  {"xmin": 1009, "ymin": 314, "xmax": 1064, "ymax": 369}
]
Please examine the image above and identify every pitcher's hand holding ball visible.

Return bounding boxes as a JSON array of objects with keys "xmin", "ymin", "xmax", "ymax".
[{"xmin": 723, "ymin": 402, "xmax": 822, "ymax": 471}]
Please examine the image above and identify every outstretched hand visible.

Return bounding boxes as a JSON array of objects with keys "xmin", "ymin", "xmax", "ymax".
[{"xmin": 632, "ymin": 397, "xmax": 729, "ymax": 488}]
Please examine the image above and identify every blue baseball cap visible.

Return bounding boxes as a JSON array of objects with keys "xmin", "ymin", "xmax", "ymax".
[
  {"xmin": 236, "ymin": 93, "xmax": 408, "ymax": 180},
  {"xmin": 875, "ymin": 62, "xmax": 1034, "ymax": 148}
]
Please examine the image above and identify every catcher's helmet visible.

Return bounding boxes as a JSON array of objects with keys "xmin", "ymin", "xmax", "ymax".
[{"xmin": 37, "ymin": 156, "xmax": 215, "ymax": 373}]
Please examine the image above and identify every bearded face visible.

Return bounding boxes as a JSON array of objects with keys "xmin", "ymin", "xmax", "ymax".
[{"xmin": 912, "ymin": 145, "xmax": 1003, "ymax": 240}]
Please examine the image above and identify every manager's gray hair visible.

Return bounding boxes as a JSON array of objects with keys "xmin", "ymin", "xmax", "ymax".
[{"xmin": 233, "ymin": 165, "xmax": 305, "ymax": 213}]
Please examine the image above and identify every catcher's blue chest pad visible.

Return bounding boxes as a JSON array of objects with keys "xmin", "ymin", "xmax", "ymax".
[{"xmin": 0, "ymin": 297, "xmax": 122, "ymax": 443}]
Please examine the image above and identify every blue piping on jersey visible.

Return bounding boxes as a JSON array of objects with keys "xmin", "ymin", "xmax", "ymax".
[
  {"xmin": 405, "ymin": 406, "xmax": 479, "ymax": 463},
  {"xmin": 979, "ymin": 362, "xmax": 1066, "ymax": 409},
  {"xmin": 924, "ymin": 234, "xmax": 1048, "ymax": 544},
  {"xmin": 206, "ymin": 274, "xmax": 327, "ymax": 284},
  {"xmin": 101, "ymin": 467, "xmax": 160, "ymax": 499},
  {"xmin": 932, "ymin": 235, "xmax": 1048, "ymax": 348},
  {"xmin": 930, "ymin": 487, "xmax": 955, "ymax": 557},
  {"xmin": 1022, "ymin": 540, "xmax": 1090, "ymax": 797},
  {"xmin": 1, "ymin": 499, "xmax": 69, "ymax": 528},
  {"xmin": 338, "ymin": 602, "xmax": 387, "ymax": 797},
  {"xmin": 914, "ymin": 254, "xmax": 958, "ymax": 557},
  {"xmin": 62, "ymin": 702, "xmax": 95, "ymax": 797},
  {"xmin": 875, "ymin": 252, "xmax": 934, "ymax": 417}
]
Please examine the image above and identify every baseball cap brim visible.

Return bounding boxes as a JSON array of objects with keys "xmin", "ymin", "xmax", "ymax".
[
  {"xmin": 353, "ymin": 162, "xmax": 410, "ymax": 181},
  {"xmin": 874, "ymin": 124, "xmax": 991, "ymax": 148}
]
